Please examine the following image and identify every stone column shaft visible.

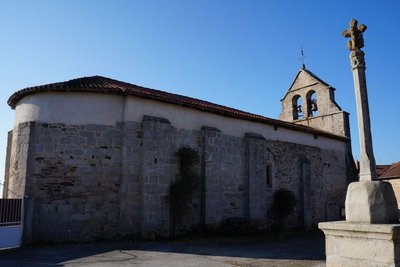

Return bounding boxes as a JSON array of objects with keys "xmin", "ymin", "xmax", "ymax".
[{"xmin": 350, "ymin": 50, "xmax": 377, "ymax": 181}]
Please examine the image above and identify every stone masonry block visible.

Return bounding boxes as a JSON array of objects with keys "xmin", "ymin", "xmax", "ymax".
[{"xmin": 319, "ymin": 221, "xmax": 400, "ymax": 267}]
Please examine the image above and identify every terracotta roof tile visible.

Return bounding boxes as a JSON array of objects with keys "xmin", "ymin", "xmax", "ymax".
[
  {"xmin": 7, "ymin": 75, "xmax": 349, "ymax": 141},
  {"xmin": 379, "ymin": 162, "xmax": 400, "ymax": 179},
  {"xmin": 376, "ymin": 165, "xmax": 391, "ymax": 177}
]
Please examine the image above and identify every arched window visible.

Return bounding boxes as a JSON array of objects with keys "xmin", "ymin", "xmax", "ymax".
[
  {"xmin": 292, "ymin": 95, "xmax": 303, "ymax": 120},
  {"xmin": 266, "ymin": 163, "xmax": 272, "ymax": 188},
  {"xmin": 307, "ymin": 91, "xmax": 318, "ymax": 117}
]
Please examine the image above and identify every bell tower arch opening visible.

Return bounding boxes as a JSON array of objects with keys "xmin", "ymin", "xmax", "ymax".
[
  {"xmin": 306, "ymin": 90, "xmax": 318, "ymax": 117},
  {"xmin": 292, "ymin": 95, "xmax": 303, "ymax": 120}
]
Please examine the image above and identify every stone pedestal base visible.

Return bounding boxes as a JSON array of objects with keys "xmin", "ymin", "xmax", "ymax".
[
  {"xmin": 345, "ymin": 181, "xmax": 398, "ymax": 223},
  {"xmin": 319, "ymin": 221, "xmax": 400, "ymax": 267}
]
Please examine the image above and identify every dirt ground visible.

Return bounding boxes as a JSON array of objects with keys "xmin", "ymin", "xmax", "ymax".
[{"xmin": 0, "ymin": 232, "xmax": 326, "ymax": 267}]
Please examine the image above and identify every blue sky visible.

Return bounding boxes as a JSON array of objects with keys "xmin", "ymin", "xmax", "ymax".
[{"xmin": 0, "ymin": 1, "xmax": 399, "ymax": 184}]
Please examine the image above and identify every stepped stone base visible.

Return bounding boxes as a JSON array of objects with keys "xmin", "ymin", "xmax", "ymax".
[{"xmin": 319, "ymin": 221, "xmax": 400, "ymax": 267}]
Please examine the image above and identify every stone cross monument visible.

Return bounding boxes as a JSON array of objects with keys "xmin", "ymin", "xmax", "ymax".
[
  {"xmin": 342, "ymin": 19, "xmax": 398, "ymax": 224},
  {"xmin": 342, "ymin": 19, "xmax": 376, "ymax": 182},
  {"xmin": 319, "ymin": 19, "xmax": 400, "ymax": 266}
]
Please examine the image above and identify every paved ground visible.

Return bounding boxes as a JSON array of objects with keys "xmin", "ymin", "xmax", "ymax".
[{"xmin": 0, "ymin": 232, "xmax": 326, "ymax": 267}]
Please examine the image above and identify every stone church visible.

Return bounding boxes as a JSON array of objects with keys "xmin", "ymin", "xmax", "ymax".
[{"xmin": 3, "ymin": 66, "xmax": 356, "ymax": 243}]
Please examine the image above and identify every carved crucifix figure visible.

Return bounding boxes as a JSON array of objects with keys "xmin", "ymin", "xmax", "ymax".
[{"xmin": 342, "ymin": 19, "xmax": 367, "ymax": 51}]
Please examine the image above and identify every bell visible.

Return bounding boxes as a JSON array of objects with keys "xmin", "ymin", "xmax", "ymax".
[
  {"xmin": 297, "ymin": 105, "xmax": 303, "ymax": 113},
  {"xmin": 311, "ymin": 102, "xmax": 318, "ymax": 111}
]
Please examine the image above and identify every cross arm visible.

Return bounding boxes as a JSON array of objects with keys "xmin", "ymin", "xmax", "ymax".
[
  {"xmin": 342, "ymin": 29, "xmax": 351, "ymax": 38},
  {"xmin": 358, "ymin": 24, "xmax": 367, "ymax": 33}
]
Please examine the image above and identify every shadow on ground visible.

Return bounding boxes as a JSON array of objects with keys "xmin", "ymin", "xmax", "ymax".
[{"xmin": 0, "ymin": 232, "xmax": 325, "ymax": 267}]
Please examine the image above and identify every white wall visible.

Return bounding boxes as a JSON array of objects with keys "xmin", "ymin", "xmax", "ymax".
[
  {"xmin": 14, "ymin": 93, "xmax": 124, "ymax": 126},
  {"xmin": 14, "ymin": 92, "xmax": 346, "ymax": 152}
]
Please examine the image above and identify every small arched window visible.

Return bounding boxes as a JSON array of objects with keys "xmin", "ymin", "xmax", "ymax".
[
  {"xmin": 307, "ymin": 91, "xmax": 318, "ymax": 117},
  {"xmin": 292, "ymin": 95, "xmax": 303, "ymax": 120},
  {"xmin": 266, "ymin": 164, "xmax": 272, "ymax": 188}
]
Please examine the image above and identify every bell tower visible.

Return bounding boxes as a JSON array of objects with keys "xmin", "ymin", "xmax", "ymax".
[{"xmin": 279, "ymin": 66, "xmax": 350, "ymax": 138}]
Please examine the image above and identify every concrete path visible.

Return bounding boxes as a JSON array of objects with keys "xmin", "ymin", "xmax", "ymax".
[{"xmin": 0, "ymin": 233, "xmax": 325, "ymax": 267}]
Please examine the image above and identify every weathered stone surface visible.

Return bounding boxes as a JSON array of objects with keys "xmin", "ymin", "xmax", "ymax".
[
  {"xmin": 342, "ymin": 19, "xmax": 367, "ymax": 51},
  {"xmin": 388, "ymin": 179, "xmax": 400, "ymax": 209},
  {"xmin": 319, "ymin": 221, "xmax": 400, "ymax": 266},
  {"xmin": 5, "ymin": 122, "xmax": 33, "ymax": 198},
  {"xmin": 2, "ymin": 131, "xmax": 13, "ymax": 198},
  {"xmin": 345, "ymin": 181, "xmax": 398, "ymax": 223},
  {"xmin": 5, "ymin": 117, "xmax": 353, "ymax": 243},
  {"xmin": 350, "ymin": 49, "xmax": 377, "ymax": 182},
  {"xmin": 279, "ymin": 68, "xmax": 351, "ymax": 139}
]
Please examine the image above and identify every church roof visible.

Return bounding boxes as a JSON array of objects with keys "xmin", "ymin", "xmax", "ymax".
[
  {"xmin": 378, "ymin": 162, "xmax": 400, "ymax": 180},
  {"xmin": 8, "ymin": 75, "xmax": 349, "ymax": 141},
  {"xmin": 376, "ymin": 164, "xmax": 391, "ymax": 177}
]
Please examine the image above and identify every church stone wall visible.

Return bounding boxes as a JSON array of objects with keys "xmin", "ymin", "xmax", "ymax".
[
  {"xmin": 202, "ymin": 127, "xmax": 247, "ymax": 225},
  {"xmin": 24, "ymin": 122, "xmax": 124, "ymax": 243},
  {"xmin": 264, "ymin": 140, "xmax": 348, "ymax": 226},
  {"xmin": 2, "ymin": 130, "xmax": 13, "ymax": 198},
  {"xmin": 245, "ymin": 133, "xmax": 268, "ymax": 221},
  {"xmin": 6, "ymin": 115, "xmax": 352, "ymax": 243},
  {"xmin": 117, "ymin": 121, "xmax": 143, "ymax": 236},
  {"xmin": 387, "ymin": 179, "xmax": 400, "ymax": 209},
  {"xmin": 294, "ymin": 111, "xmax": 350, "ymax": 139},
  {"xmin": 5, "ymin": 122, "xmax": 33, "ymax": 198}
]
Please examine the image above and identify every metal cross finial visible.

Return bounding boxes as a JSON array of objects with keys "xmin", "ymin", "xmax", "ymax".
[
  {"xmin": 300, "ymin": 46, "xmax": 306, "ymax": 69},
  {"xmin": 342, "ymin": 19, "xmax": 367, "ymax": 51}
]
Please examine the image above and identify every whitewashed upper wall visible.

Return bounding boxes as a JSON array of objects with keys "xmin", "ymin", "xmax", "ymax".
[{"xmin": 14, "ymin": 92, "xmax": 346, "ymax": 152}]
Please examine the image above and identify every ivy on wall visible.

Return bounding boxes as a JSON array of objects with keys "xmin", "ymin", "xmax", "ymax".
[
  {"xmin": 271, "ymin": 188, "xmax": 297, "ymax": 229},
  {"xmin": 169, "ymin": 146, "xmax": 200, "ymax": 236}
]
